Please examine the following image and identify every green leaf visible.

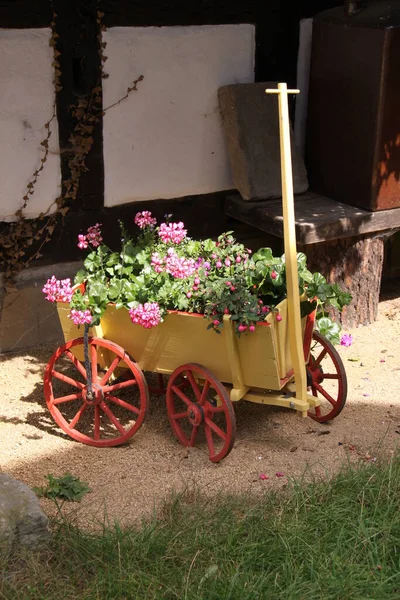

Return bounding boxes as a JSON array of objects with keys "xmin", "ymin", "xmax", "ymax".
[
  {"xmin": 108, "ymin": 279, "xmax": 124, "ymax": 300},
  {"xmin": 84, "ymin": 251, "xmax": 102, "ymax": 273},
  {"xmin": 121, "ymin": 241, "xmax": 137, "ymax": 264},
  {"xmin": 316, "ymin": 316, "xmax": 341, "ymax": 345},
  {"xmin": 252, "ymin": 247, "xmax": 273, "ymax": 264},
  {"xmin": 74, "ymin": 269, "xmax": 86, "ymax": 284},
  {"xmin": 87, "ymin": 280, "xmax": 107, "ymax": 301},
  {"xmin": 106, "ymin": 253, "xmax": 120, "ymax": 267}
]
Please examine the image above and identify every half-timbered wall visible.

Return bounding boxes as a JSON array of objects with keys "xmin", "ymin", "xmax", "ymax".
[{"xmin": 0, "ymin": 0, "xmax": 342, "ymax": 263}]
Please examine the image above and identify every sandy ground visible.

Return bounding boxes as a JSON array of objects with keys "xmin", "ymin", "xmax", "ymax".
[{"xmin": 1, "ymin": 287, "xmax": 400, "ymax": 528}]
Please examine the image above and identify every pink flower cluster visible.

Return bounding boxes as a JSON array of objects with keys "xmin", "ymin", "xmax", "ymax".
[
  {"xmin": 42, "ymin": 276, "xmax": 74, "ymax": 303},
  {"xmin": 129, "ymin": 302, "xmax": 161, "ymax": 329},
  {"xmin": 158, "ymin": 222, "xmax": 186, "ymax": 245},
  {"xmin": 134, "ymin": 211, "xmax": 157, "ymax": 229},
  {"xmin": 151, "ymin": 249, "xmax": 196, "ymax": 279},
  {"xmin": 165, "ymin": 249, "xmax": 196, "ymax": 279},
  {"xmin": 78, "ymin": 223, "xmax": 103, "ymax": 249},
  {"xmin": 68, "ymin": 309, "xmax": 92, "ymax": 325}
]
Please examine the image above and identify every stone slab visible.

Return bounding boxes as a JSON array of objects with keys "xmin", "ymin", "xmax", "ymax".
[
  {"xmin": 218, "ymin": 82, "xmax": 309, "ymax": 201},
  {"xmin": 0, "ymin": 261, "xmax": 82, "ymax": 354}
]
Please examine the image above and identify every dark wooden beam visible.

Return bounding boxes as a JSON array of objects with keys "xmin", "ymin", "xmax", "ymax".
[
  {"xmin": 0, "ymin": 0, "xmax": 51, "ymax": 27},
  {"xmin": 53, "ymin": 0, "xmax": 104, "ymax": 211},
  {"xmin": 101, "ymin": 0, "xmax": 257, "ymax": 27}
]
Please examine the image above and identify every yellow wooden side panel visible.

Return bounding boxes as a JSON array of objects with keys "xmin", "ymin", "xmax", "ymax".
[
  {"xmin": 265, "ymin": 299, "xmax": 308, "ymax": 380},
  {"xmin": 101, "ymin": 307, "xmax": 236, "ymax": 381},
  {"xmin": 56, "ymin": 301, "xmax": 292, "ymax": 389},
  {"xmin": 266, "ymin": 300, "xmax": 288, "ymax": 379},
  {"xmin": 236, "ymin": 324, "xmax": 280, "ymax": 389},
  {"xmin": 56, "ymin": 303, "xmax": 85, "ymax": 360}
]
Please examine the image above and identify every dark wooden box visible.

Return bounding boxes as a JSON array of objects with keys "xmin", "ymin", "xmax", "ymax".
[{"xmin": 306, "ymin": 1, "xmax": 400, "ymax": 211}]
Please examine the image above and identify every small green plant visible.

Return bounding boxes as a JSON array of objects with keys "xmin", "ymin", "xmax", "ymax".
[{"xmin": 33, "ymin": 473, "xmax": 91, "ymax": 513}]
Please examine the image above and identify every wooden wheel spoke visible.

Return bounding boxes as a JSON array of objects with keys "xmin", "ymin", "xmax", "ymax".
[
  {"xmin": 103, "ymin": 379, "xmax": 137, "ymax": 393},
  {"xmin": 171, "ymin": 385, "xmax": 192, "ymax": 406},
  {"xmin": 171, "ymin": 411, "xmax": 188, "ymax": 420},
  {"xmin": 189, "ymin": 426, "xmax": 199, "ymax": 447},
  {"xmin": 186, "ymin": 371, "xmax": 202, "ymax": 402},
  {"xmin": 107, "ymin": 395, "xmax": 140, "ymax": 415},
  {"xmin": 314, "ymin": 382, "xmax": 337, "ymax": 407},
  {"xmin": 65, "ymin": 351, "xmax": 87, "ymax": 379},
  {"xmin": 308, "ymin": 332, "xmax": 347, "ymax": 424},
  {"xmin": 100, "ymin": 401, "xmax": 126, "ymax": 435},
  {"xmin": 100, "ymin": 356, "xmax": 121, "ymax": 385},
  {"xmin": 69, "ymin": 403, "xmax": 88, "ymax": 429},
  {"xmin": 204, "ymin": 424, "xmax": 215, "ymax": 457},
  {"xmin": 199, "ymin": 380, "xmax": 211, "ymax": 406},
  {"xmin": 208, "ymin": 405, "xmax": 225, "ymax": 414},
  {"xmin": 314, "ymin": 347, "xmax": 328, "ymax": 366},
  {"xmin": 94, "ymin": 405, "xmax": 101, "ymax": 441},
  {"xmin": 52, "ymin": 392, "xmax": 82, "ymax": 406},
  {"xmin": 52, "ymin": 370, "xmax": 85, "ymax": 389},
  {"xmin": 90, "ymin": 344, "xmax": 98, "ymax": 383},
  {"xmin": 205, "ymin": 417, "xmax": 227, "ymax": 441}
]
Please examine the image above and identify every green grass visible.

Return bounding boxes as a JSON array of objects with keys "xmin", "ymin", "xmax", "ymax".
[{"xmin": 1, "ymin": 457, "xmax": 400, "ymax": 600}]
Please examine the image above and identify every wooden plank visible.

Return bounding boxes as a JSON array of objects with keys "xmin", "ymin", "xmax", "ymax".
[{"xmin": 225, "ymin": 192, "xmax": 400, "ymax": 244}]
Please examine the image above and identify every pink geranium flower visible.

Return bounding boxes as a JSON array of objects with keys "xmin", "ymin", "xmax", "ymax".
[
  {"xmin": 340, "ymin": 334, "xmax": 353, "ymax": 347},
  {"xmin": 77, "ymin": 234, "xmax": 88, "ymax": 250},
  {"xmin": 68, "ymin": 309, "xmax": 92, "ymax": 325},
  {"xmin": 158, "ymin": 222, "xmax": 187, "ymax": 244},
  {"xmin": 134, "ymin": 211, "xmax": 157, "ymax": 229},
  {"xmin": 129, "ymin": 302, "xmax": 161, "ymax": 329},
  {"xmin": 165, "ymin": 250, "xmax": 196, "ymax": 279},
  {"xmin": 86, "ymin": 223, "xmax": 103, "ymax": 247},
  {"xmin": 42, "ymin": 276, "xmax": 73, "ymax": 303}
]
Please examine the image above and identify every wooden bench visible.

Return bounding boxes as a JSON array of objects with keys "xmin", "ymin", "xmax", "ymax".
[{"xmin": 225, "ymin": 191, "xmax": 400, "ymax": 327}]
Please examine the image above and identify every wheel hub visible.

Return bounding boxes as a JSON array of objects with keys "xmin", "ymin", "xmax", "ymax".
[
  {"xmin": 308, "ymin": 363, "xmax": 324, "ymax": 386},
  {"xmin": 187, "ymin": 403, "xmax": 205, "ymax": 426},
  {"xmin": 82, "ymin": 383, "xmax": 104, "ymax": 405}
]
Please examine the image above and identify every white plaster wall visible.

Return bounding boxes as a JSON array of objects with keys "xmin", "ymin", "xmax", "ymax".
[
  {"xmin": 0, "ymin": 29, "xmax": 61, "ymax": 222},
  {"xmin": 103, "ymin": 25, "xmax": 255, "ymax": 206}
]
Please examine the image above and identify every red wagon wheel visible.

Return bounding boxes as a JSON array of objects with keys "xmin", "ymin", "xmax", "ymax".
[
  {"xmin": 44, "ymin": 337, "xmax": 148, "ymax": 447},
  {"xmin": 166, "ymin": 363, "xmax": 236, "ymax": 463},
  {"xmin": 306, "ymin": 331, "xmax": 347, "ymax": 423}
]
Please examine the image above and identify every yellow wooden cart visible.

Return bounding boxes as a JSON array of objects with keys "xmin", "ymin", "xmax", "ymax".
[{"xmin": 44, "ymin": 84, "xmax": 347, "ymax": 462}]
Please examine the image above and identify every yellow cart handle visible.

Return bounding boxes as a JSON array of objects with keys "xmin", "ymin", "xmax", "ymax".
[{"xmin": 266, "ymin": 83, "xmax": 308, "ymax": 403}]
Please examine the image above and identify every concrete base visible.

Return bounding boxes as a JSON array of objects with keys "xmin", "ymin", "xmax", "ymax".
[{"xmin": 0, "ymin": 262, "xmax": 82, "ymax": 354}]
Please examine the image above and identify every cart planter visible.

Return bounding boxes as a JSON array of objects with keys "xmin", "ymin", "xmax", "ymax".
[
  {"xmin": 43, "ymin": 83, "xmax": 348, "ymax": 462},
  {"xmin": 44, "ymin": 297, "xmax": 346, "ymax": 461}
]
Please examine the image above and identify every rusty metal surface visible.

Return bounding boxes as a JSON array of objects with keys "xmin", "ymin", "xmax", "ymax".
[{"xmin": 306, "ymin": 1, "xmax": 400, "ymax": 211}]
